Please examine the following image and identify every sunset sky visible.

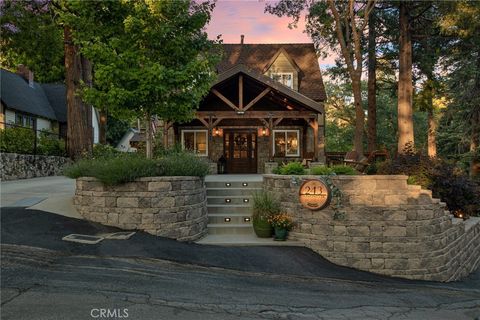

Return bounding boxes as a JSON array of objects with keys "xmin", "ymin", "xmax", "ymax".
[{"xmin": 205, "ymin": 0, "xmax": 337, "ymax": 69}]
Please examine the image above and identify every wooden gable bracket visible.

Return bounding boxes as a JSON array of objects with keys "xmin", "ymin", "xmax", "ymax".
[
  {"xmin": 273, "ymin": 117, "xmax": 284, "ymax": 127},
  {"xmin": 243, "ymin": 88, "xmax": 271, "ymax": 112},
  {"xmin": 212, "ymin": 88, "xmax": 239, "ymax": 111}
]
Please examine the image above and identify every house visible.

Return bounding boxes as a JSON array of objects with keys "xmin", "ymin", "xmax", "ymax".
[
  {"xmin": 164, "ymin": 39, "xmax": 327, "ymax": 173},
  {"xmin": 0, "ymin": 66, "xmax": 100, "ymax": 144}
]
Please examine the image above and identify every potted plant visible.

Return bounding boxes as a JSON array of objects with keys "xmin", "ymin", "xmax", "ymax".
[
  {"xmin": 268, "ymin": 213, "xmax": 294, "ymax": 241},
  {"xmin": 251, "ymin": 190, "xmax": 280, "ymax": 238}
]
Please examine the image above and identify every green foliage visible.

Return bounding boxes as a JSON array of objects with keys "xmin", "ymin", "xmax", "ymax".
[
  {"xmin": 59, "ymin": 0, "xmax": 221, "ymax": 123},
  {"xmin": 251, "ymin": 190, "xmax": 281, "ymax": 221},
  {"xmin": 156, "ymin": 152, "xmax": 210, "ymax": 177},
  {"xmin": 310, "ymin": 166, "xmax": 334, "ymax": 175},
  {"xmin": 90, "ymin": 144, "xmax": 121, "ymax": 159},
  {"xmin": 64, "ymin": 154, "xmax": 158, "ymax": 186},
  {"xmin": 37, "ymin": 131, "xmax": 65, "ymax": 156},
  {"xmin": 106, "ymin": 116, "xmax": 131, "ymax": 147},
  {"xmin": 0, "ymin": 0, "xmax": 64, "ymax": 82},
  {"xmin": 275, "ymin": 162, "xmax": 306, "ymax": 175},
  {"xmin": 64, "ymin": 150, "xmax": 209, "ymax": 185},
  {"xmin": 0, "ymin": 127, "xmax": 34, "ymax": 154},
  {"xmin": 377, "ymin": 146, "xmax": 480, "ymax": 216}
]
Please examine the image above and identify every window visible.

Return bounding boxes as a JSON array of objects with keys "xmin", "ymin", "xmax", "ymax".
[
  {"xmin": 270, "ymin": 72, "xmax": 293, "ymax": 89},
  {"xmin": 273, "ymin": 130, "xmax": 300, "ymax": 157},
  {"xmin": 15, "ymin": 113, "xmax": 35, "ymax": 128},
  {"xmin": 181, "ymin": 130, "xmax": 208, "ymax": 156}
]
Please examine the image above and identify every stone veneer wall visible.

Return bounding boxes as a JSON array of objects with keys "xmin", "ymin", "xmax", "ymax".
[
  {"xmin": 264, "ymin": 174, "xmax": 480, "ymax": 282},
  {"xmin": 0, "ymin": 152, "xmax": 71, "ymax": 181},
  {"xmin": 74, "ymin": 177, "xmax": 208, "ymax": 241}
]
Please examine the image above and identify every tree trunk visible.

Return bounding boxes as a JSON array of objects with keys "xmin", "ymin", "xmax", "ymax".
[
  {"xmin": 145, "ymin": 112, "xmax": 153, "ymax": 159},
  {"xmin": 367, "ymin": 10, "xmax": 377, "ymax": 153},
  {"xmin": 470, "ymin": 123, "xmax": 480, "ymax": 178},
  {"xmin": 397, "ymin": 2, "xmax": 415, "ymax": 154},
  {"xmin": 427, "ymin": 108, "xmax": 437, "ymax": 158},
  {"xmin": 64, "ymin": 27, "xmax": 93, "ymax": 160},
  {"xmin": 352, "ymin": 75, "xmax": 364, "ymax": 157},
  {"xmin": 99, "ymin": 110, "xmax": 107, "ymax": 145}
]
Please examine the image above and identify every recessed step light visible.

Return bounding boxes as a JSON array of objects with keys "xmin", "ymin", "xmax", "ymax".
[
  {"xmin": 243, "ymin": 199, "xmax": 249, "ymax": 203},
  {"xmin": 225, "ymin": 183, "xmax": 231, "ymax": 187},
  {"xmin": 244, "ymin": 217, "xmax": 251, "ymax": 222},
  {"xmin": 224, "ymin": 217, "xmax": 231, "ymax": 222},
  {"xmin": 242, "ymin": 182, "xmax": 248, "ymax": 187},
  {"xmin": 225, "ymin": 199, "xmax": 231, "ymax": 203}
]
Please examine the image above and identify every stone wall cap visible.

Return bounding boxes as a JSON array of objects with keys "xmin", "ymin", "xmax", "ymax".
[
  {"xmin": 262, "ymin": 174, "xmax": 408, "ymax": 180},
  {"xmin": 76, "ymin": 176, "xmax": 203, "ymax": 182}
]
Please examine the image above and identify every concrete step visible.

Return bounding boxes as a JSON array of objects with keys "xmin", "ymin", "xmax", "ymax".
[
  {"xmin": 207, "ymin": 223, "xmax": 254, "ymax": 235},
  {"xmin": 208, "ymin": 213, "xmax": 252, "ymax": 224},
  {"xmin": 206, "ymin": 188, "xmax": 262, "ymax": 197},
  {"xmin": 207, "ymin": 196, "xmax": 253, "ymax": 205},
  {"xmin": 196, "ymin": 234, "xmax": 304, "ymax": 246},
  {"xmin": 205, "ymin": 181, "xmax": 263, "ymax": 189},
  {"xmin": 207, "ymin": 204, "xmax": 251, "ymax": 215}
]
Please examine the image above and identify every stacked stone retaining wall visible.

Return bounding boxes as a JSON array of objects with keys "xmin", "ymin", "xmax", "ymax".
[
  {"xmin": 0, "ymin": 152, "xmax": 71, "ymax": 180},
  {"xmin": 74, "ymin": 177, "xmax": 207, "ymax": 241},
  {"xmin": 264, "ymin": 174, "xmax": 480, "ymax": 282}
]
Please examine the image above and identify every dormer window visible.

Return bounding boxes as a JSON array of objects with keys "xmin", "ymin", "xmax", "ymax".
[{"xmin": 270, "ymin": 72, "xmax": 293, "ymax": 89}]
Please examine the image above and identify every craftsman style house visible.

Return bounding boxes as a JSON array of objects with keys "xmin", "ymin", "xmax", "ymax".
[{"xmin": 165, "ymin": 40, "xmax": 327, "ymax": 174}]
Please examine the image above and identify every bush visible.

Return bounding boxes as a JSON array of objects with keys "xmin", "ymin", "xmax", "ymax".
[
  {"xmin": 37, "ymin": 131, "xmax": 65, "ymax": 156},
  {"xmin": 251, "ymin": 190, "xmax": 281, "ymax": 220},
  {"xmin": 310, "ymin": 165, "xmax": 358, "ymax": 175},
  {"xmin": 0, "ymin": 127, "xmax": 35, "ymax": 154},
  {"xmin": 310, "ymin": 166, "xmax": 334, "ymax": 175},
  {"xmin": 377, "ymin": 146, "xmax": 480, "ymax": 216},
  {"xmin": 90, "ymin": 144, "xmax": 121, "ymax": 159},
  {"xmin": 64, "ymin": 150, "xmax": 210, "ymax": 185},
  {"xmin": 330, "ymin": 165, "xmax": 358, "ymax": 175},
  {"xmin": 156, "ymin": 151, "xmax": 210, "ymax": 177},
  {"xmin": 275, "ymin": 161, "xmax": 306, "ymax": 175}
]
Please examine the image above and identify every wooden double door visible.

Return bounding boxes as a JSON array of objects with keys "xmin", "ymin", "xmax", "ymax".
[{"xmin": 223, "ymin": 130, "xmax": 257, "ymax": 174}]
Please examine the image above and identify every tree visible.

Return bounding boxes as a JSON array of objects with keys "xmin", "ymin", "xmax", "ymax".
[
  {"xmin": 63, "ymin": 0, "xmax": 220, "ymax": 158},
  {"xmin": 266, "ymin": 0, "xmax": 375, "ymax": 157},
  {"xmin": 0, "ymin": 0, "xmax": 64, "ymax": 82},
  {"xmin": 367, "ymin": 7, "xmax": 377, "ymax": 153}
]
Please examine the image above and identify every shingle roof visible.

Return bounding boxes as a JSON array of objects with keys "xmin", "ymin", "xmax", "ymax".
[
  {"xmin": 41, "ymin": 83, "xmax": 67, "ymax": 123},
  {"xmin": 1, "ymin": 69, "xmax": 57, "ymax": 120},
  {"xmin": 218, "ymin": 43, "xmax": 326, "ymax": 101}
]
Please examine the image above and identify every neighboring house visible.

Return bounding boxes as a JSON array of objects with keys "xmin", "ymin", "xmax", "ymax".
[
  {"xmin": 164, "ymin": 39, "xmax": 327, "ymax": 173},
  {"xmin": 0, "ymin": 66, "xmax": 100, "ymax": 144}
]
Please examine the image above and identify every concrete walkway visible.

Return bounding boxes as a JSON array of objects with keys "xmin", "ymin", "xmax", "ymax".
[{"xmin": 0, "ymin": 176, "xmax": 81, "ymax": 219}]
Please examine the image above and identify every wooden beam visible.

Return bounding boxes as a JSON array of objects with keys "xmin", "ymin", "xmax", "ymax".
[
  {"xmin": 196, "ymin": 110, "xmax": 317, "ymax": 119},
  {"xmin": 212, "ymin": 118, "xmax": 223, "ymax": 128},
  {"xmin": 212, "ymin": 89, "xmax": 238, "ymax": 111},
  {"xmin": 239, "ymin": 75, "xmax": 243, "ymax": 110},
  {"xmin": 243, "ymin": 88, "xmax": 271, "ymax": 111},
  {"xmin": 268, "ymin": 117, "xmax": 273, "ymax": 160},
  {"xmin": 273, "ymin": 118, "xmax": 283, "ymax": 127},
  {"xmin": 197, "ymin": 117, "xmax": 209, "ymax": 128}
]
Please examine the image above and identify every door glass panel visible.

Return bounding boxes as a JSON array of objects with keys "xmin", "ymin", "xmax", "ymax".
[
  {"xmin": 233, "ymin": 133, "xmax": 248, "ymax": 159},
  {"xmin": 195, "ymin": 131, "xmax": 207, "ymax": 155},
  {"xmin": 225, "ymin": 133, "xmax": 230, "ymax": 158}
]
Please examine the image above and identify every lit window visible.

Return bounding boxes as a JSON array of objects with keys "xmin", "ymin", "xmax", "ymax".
[
  {"xmin": 270, "ymin": 73, "xmax": 293, "ymax": 89},
  {"xmin": 273, "ymin": 130, "xmax": 299, "ymax": 157},
  {"xmin": 181, "ymin": 130, "xmax": 208, "ymax": 156}
]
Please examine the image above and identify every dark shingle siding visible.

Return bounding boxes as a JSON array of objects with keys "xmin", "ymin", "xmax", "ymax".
[
  {"xmin": 218, "ymin": 43, "xmax": 327, "ymax": 101},
  {"xmin": 0, "ymin": 69, "xmax": 66, "ymax": 121}
]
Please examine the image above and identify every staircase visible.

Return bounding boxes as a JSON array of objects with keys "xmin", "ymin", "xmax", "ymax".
[{"xmin": 205, "ymin": 176, "xmax": 263, "ymax": 236}]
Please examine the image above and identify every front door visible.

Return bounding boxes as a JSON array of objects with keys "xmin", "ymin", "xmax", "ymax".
[{"xmin": 224, "ymin": 130, "xmax": 257, "ymax": 174}]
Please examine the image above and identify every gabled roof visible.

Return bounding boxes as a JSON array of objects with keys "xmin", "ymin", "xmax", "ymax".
[
  {"xmin": 1, "ymin": 69, "xmax": 57, "ymax": 120},
  {"xmin": 262, "ymin": 48, "xmax": 301, "ymax": 73},
  {"xmin": 41, "ymin": 83, "xmax": 67, "ymax": 123},
  {"xmin": 218, "ymin": 43, "xmax": 327, "ymax": 101},
  {"xmin": 214, "ymin": 64, "xmax": 323, "ymax": 114}
]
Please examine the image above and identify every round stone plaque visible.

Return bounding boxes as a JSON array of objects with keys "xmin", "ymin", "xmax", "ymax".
[{"xmin": 298, "ymin": 179, "xmax": 332, "ymax": 211}]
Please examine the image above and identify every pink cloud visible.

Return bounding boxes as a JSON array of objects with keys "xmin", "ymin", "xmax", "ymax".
[{"xmin": 206, "ymin": 1, "xmax": 338, "ymax": 69}]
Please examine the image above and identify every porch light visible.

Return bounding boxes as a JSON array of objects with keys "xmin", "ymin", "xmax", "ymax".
[
  {"xmin": 258, "ymin": 127, "xmax": 269, "ymax": 137},
  {"xmin": 213, "ymin": 128, "xmax": 223, "ymax": 137},
  {"xmin": 214, "ymin": 128, "xmax": 219, "ymax": 136}
]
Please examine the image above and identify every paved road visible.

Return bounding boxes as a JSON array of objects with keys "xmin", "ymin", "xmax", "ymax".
[{"xmin": 2, "ymin": 207, "xmax": 480, "ymax": 320}]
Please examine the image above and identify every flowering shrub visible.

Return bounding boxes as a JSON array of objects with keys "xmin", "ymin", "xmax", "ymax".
[{"xmin": 268, "ymin": 213, "xmax": 294, "ymax": 230}]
